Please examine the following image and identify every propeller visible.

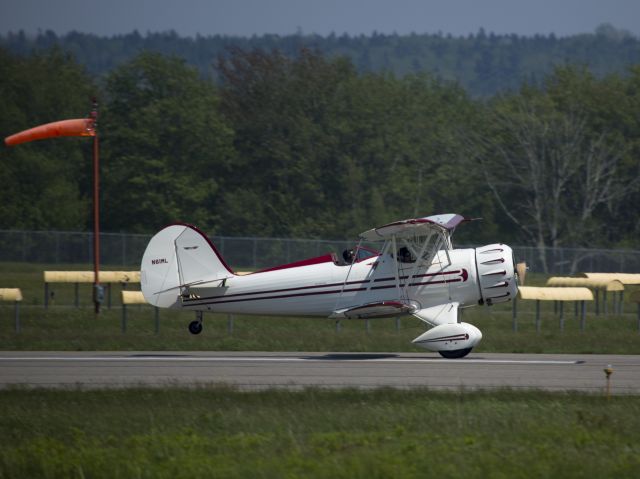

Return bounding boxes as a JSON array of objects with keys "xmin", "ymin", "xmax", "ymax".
[{"xmin": 516, "ymin": 262, "xmax": 527, "ymax": 286}]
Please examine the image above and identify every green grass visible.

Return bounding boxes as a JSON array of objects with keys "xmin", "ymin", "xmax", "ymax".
[
  {"xmin": 2, "ymin": 264, "xmax": 639, "ymax": 477},
  {"xmin": 2, "ymin": 305, "xmax": 640, "ymax": 354},
  {"xmin": 1, "ymin": 262, "xmax": 639, "ymax": 353},
  {"xmin": 0, "ymin": 387, "xmax": 639, "ymax": 478}
]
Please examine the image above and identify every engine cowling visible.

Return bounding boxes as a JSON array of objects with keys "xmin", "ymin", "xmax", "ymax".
[
  {"xmin": 412, "ymin": 322, "xmax": 482, "ymax": 352},
  {"xmin": 474, "ymin": 244, "xmax": 518, "ymax": 306}
]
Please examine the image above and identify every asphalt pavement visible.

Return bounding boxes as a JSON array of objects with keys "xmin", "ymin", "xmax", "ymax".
[{"xmin": 0, "ymin": 351, "xmax": 637, "ymax": 393}]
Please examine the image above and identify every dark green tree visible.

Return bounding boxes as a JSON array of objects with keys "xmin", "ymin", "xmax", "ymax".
[
  {"xmin": 217, "ymin": 48, "xmax": 360, "ymax": 237},
  {"xmin": 465, "ymin": 67, "xmax": 640, "ymax": 270},
  {"xmin": 0, "ymin": 47, "xmax": 97, "ymax": 230},
  {"xmin": 217, "ymin": 48, "xmax": 485, "ymax": 240},
  {"xmin": 101, "ymin": 52, "xmax": 235, "ymax": 233}
]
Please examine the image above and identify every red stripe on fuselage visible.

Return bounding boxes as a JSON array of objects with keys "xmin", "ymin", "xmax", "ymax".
[
  {"xmin": 183, "ymin": 269, "xmax": 468, "ymax": 308},
  {"xmin": 185, "ymin": 286, "xmax": 370, "ymax": 306},
  {"xmin": 373, "ymin": 270, "xmax": 463, "ymax": 283}
]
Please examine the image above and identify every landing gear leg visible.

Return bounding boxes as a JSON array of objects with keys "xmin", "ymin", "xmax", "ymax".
[{"xmin": 188, "ymin": 311, "xmax": 203, "ymax": 335}]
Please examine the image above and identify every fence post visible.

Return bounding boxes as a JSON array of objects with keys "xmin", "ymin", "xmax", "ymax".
[
  {"xmin": 535, "ymin": 300, "xmax": 541, "ymax": 333},
  {"xmin": 580, "ymin": 301, "xmax": 586, "ymax": 332},
  {"xmin": 122, "ymin": 233, "xmax": 126, "ymax": 267},
  {"xmin": 395, "ymin": 316, "xmax": 401, "ymax": 332},
  {"xmin": 44, "ymin": 282, "xmax": 49, "ymax": 309},
  {"xmin": 227, "ymin": 314, "xmax": 234, "ymax": 334},
  {"xmin": 253, "ymin": 238, "xmax": 257, "ymax": 269},
  {"xmin": 55, "ymin": 231, "xmax": 60, "ymax": 264},
  {"xmin": 121, "ymin": 304, "xmax": 127, "ymax": 333},
  {"xmin": 559, "ymin": 302, "xmax": 564, "ymax": 332},
  {"xmin": 14, "ymin": 301, "xmax": 20, "ymax": 333},
  {"xmin": 619, "ymin": 291, "xmax": 624, "ymax": 315},
  {"xmin": 620, "ymin": 250, "xmax": 624, "ymax": 273},
  {"xmin": 512, "ymin": 297, "xmax": 518, "ymax": 332},
  {"xmin": 74, "ymin": 283, "xmax": 79, "ymax": 308}
]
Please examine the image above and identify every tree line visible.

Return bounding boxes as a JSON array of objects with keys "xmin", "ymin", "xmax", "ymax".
[
  {"xmin": 1, "ymin": 46, "xmax": 639, "ymax": 269},
  {"xmin": 2, "ymin": 24, "xmax": 640, "ymax": 97}
]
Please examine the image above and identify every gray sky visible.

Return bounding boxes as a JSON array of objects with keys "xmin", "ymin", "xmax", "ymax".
[{"xmin": 1, "ymin": 0, "xmax": 639, "ymax": 38}]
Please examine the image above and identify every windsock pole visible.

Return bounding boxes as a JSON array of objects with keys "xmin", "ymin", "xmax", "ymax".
[
  {"xmin": 4, "ymin": 100, "xmax": 102, "ymax": 313},
  {"xmin": 91, "ymin": 99, "xmax": 101, "ymax": 314}
]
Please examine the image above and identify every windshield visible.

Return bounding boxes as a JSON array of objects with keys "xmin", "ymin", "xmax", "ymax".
[{"xmin": 356, "ymin": 246, "xmax": 378, "ymax": 262}]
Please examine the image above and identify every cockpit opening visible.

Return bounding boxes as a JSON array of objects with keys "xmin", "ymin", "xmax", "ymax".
[
  {"xmin": 396, "ymin": 246, "xmax": 415, "ymax": 263},
  {"xmin": 392, "ymin": 232, "xmax": 446, "ymax": 265},
  {"xmin": 337, "ymin": 246, "xmax": 379, "ymax": 266}
]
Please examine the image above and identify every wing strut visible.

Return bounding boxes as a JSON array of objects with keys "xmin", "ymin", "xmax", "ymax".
[
  {"xmin": 333, "ymin": 237, "xmax": 363, "ymax": 312},
  {"xmin": 400, "ymin": 231, "xmax": 437, "ymax": 300},
  {"xmin": 391, "ymin": 234, "xmax": 403, "ymax": 300}
]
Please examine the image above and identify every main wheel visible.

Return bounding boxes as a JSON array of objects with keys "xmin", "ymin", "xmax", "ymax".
[
  {"xmin": 188, "ymin": 320, "xmax": 203, "ymax": 335},
  {"xmin": 439, "ymin": 348, "xmax": 472, "ymax": 359}
]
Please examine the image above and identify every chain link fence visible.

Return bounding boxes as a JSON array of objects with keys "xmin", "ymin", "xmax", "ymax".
[
  {"xmin": 505, "ymin": 245, "xmax": 640, "ymax": 276},
  {"xmin": 1, "ymin": 229, "xmax": 639, "ymax": 274}
]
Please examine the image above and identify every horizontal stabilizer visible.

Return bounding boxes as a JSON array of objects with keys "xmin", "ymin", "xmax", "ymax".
[
  {"xmin": 412, "ymin": 302, "xmax": 459, "ymax": 326},
  {"xmin": 153, "ymin": 278, "xmax": 229, "ymax": 296},
  {"xmin": 331, "ymin": 301, "xmax": 416, "ymax": 319}
]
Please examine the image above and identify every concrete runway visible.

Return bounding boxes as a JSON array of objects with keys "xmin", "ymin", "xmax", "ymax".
[{"xmin": 0, "ymin": 351, "xmax": 639, "ymax": 393}]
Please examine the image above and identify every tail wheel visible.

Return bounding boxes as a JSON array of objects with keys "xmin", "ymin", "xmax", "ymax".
[
  {"xmin": 189, "ymin": 312, "xmax": 203, "ymax": 335},
  {"xmin": 439, "ymin": 348, "xmax": 472, "ymax": 359}
]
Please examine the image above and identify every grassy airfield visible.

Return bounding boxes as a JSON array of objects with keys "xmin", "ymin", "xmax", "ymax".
[
  {"xmin": 1, "ymin": 387, "xmax": 639, "ymax": 478},
  {"xmin": 1, "ymin": 263, "xmax": 639, "ymax": 477},
  {"xmin": 2, "ymin": 305, "xmax": 640, "ymax": 354},
  {"xmin": 1, "ymin": 262, "xmax": 639, "ymax": 353}
]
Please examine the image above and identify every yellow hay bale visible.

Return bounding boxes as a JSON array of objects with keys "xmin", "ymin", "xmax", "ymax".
[
  {"xmin": 44, "ymin": 271, "xmax": 140, "ymax": 283},
  {"xmin": 578, "ymin": 273, "xmax": 640, "ymax": 285},
  {"xmin": 547, "ymin": 277, "xmax": 624, "ymax": 291},
  {"xmin": 518, "ymin": 286, "xmax": 593, "ymax": 301},
  {"xmin": 99, "ymin": 271, "xmax": 140, "ymax": 283},
  {"xmin": 121, "ymin": 290, "xmax": 147, "ymax": 305},
  {"xmin": 0, "ymin": 288, "xmax": 22, "ymax": 302}
]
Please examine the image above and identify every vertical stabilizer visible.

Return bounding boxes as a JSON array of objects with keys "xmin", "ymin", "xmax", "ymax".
[{"xmin": 140, "ymin": 223, "xmax": 234, "ymax": 308}]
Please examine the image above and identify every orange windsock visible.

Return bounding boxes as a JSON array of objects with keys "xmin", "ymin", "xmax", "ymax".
[{"xmin": 4, "ymin": 118, "xmax": 96, "ymax": 146}]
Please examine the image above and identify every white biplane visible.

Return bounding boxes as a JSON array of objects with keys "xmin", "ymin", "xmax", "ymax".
[{"xmin": 141, "ymin": 214, "xmax": 517, "ymax": 358}]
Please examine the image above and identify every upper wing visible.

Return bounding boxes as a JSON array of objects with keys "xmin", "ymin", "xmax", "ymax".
[{"xmin": 359, "ymin": 214, "xmax": 468, "ymax": 242}]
